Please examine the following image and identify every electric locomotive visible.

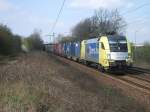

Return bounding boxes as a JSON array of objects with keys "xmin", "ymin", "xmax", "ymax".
[{"xmin": 81, "ymin": 35, "xmax": 132, "ymax": 71}]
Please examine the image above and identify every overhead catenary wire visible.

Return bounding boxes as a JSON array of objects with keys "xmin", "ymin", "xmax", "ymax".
[
  {"xmin": 121, "ymin": 1, "xmax": 150, "ymax": 15},
  {"xmin": 50, "ymin": 0, "xmax": 66, "ymax": 34},
  {"xmin": 49, "ymin": 0, "xmax": 149, "ymax": 34},
  {"xmin": 49, "ymin": 0, "xmax": 149, "ymax": 39},
  {"xmin": 121, "ymin": 1, "xmax": 150, "ymax": 28},
  {"xmin": 127, "ymin": 17, "xmax": 150, "ymax": 26}
]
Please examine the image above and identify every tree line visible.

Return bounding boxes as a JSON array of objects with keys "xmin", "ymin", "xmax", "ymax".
[
  {"xmin": 22, "ymin": 30, "xmax": 44, "ymax": 52},
  {"xmin": 0, "ymin": 24, "xmax": 21, "ymax": 55},
  {"xmin": 58, "ymin": 8, "xmax": 126, "ymax": 42},
  {"xmin": 0, "ymin": 24, "xmax": 44, "ymax": 56}
]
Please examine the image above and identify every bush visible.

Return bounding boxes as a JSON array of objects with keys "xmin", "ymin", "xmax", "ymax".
[
  {"xmin": 133, "ymin": 42, "xmax": 150, "ymax": 64},
  {"xmin": 24, "ymin": 31, "xmax": 44, "ymax": 51},
  {"xmin": 0, "ymin": 24, "xmax": 22, "ymax": 55}
]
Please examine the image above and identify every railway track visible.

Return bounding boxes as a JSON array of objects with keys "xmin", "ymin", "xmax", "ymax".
[
  {"xmin": 105, "ymin": 70, "xmax": 150, "ymax": 94},
  {"xmin": 130, "ymin": 67, "xmax": 150, "ymax": 74},
  {"xmin": 52, "ymin": 54, "xmax": 150, "ymax": 95},
  {"xmin": 69, "ymin": 57, "xmax": 150, "ymax": 94},
  {"xmin": 90, "ymin": 65, "xmax": 150, "ymax": 93},
  {"xmin": 122, "ymin": 67, "xmax": 150, "ymax": 92},
  {"xmin": 54, "ymin": 55, "xmax": 150, "ymax": 109},
  {"xmin": 114, "ymin": 75, "xmax": 150, "ymax": 93},
  {"xmin": 101, "ymin": 70, "xmax": 150, "ymax": 94},
  {"xmin": 128, "ymin": 75, "xmax": 150, "ymax": 83}
]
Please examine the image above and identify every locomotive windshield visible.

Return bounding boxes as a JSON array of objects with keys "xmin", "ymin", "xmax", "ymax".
[{"xmin": 108, "ymin": 36, "xmax": 128, "ymax": 52}]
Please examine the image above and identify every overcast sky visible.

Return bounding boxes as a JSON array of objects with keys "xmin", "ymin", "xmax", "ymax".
[{"xmin": 0, "ymin": 0, "xmax": 150, "ymax": 43}]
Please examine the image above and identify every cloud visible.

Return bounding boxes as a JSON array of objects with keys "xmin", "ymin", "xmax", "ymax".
[
  {"xmin": 69, "ymin": 0, "xmax": 130, "ymax": 9},
  {"xmin": 0, "ymin": 0, "xmax": 14, "ymax": 12}
]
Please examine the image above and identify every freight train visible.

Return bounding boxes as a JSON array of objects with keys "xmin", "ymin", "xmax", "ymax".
[{"xmin": 45, "ymin": 35, "xmax": 133, "ymax": 72}]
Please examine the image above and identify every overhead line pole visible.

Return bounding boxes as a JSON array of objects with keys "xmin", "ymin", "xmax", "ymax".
[{"xmin": 46, "ymin": 33, "xmax": 55, "ymax": 43}]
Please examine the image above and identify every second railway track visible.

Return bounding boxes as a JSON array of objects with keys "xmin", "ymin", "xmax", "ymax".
[
  {"xmin": 127, "ymin": 75, "xmax": 150, "ymax": 84},
  {"xmin": 56, "ymin": 55, "xmax": 150, "ymax": 95},
  {"xmin": 114, "ymin": 75, "xmax": 150, "ymax": 94},
  {"xmin": 55, "ymin": 55, "xmax": 150, "ymax": 109},
  {"xmin": 129, "ymin": 67, "xmax": 150, "ymax": 74}
]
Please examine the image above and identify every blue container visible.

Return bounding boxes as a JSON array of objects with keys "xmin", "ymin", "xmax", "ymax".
[
  {"xmin": 74, "ymin": 42, "xmax": 81, "ymax": 58},
  {"xmin": 70, "ymin": 42, "xmax": 81, "ymax": 59},
  {"xmin": 70, "ymin": 42, "xmax": 75, "ymax": 57},
  {"xmin": 65, "ymin": 42, "xmax": 71, "ymax": 57},
  {"xmin": 85, "ymin": 38, "xmax": 99, "ymax": 63},
  {"xmin": 63, "ymin": 43, "xmax": 67, "ymax": 56}
]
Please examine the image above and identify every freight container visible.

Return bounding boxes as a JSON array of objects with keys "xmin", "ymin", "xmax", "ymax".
[
  {"xmin": 53, "ymin": 44, "xmax": 59, "ymax": 54},
  {"xmin": 58, "ymin": 44, "xmax": 62, "ymax": 55},
  {"xmin": 44, "ymin": 44, "xmax": 54, "ymax": 53},
  {"xmin": 60, "ymin": 43, "xmax": 64, "ymax": 56},
  {"xmin": 70, "ymin": 42, "xmax": 75, "ymax": 58},
  {"xmin": 70, "ymin": 42, "xmax": 81, "ymax": 60},
  {"xmin": 63, "ymin": 43, "xmax": 67, "ymax": 56},
  {"xmin": 65, "ymin": 42, "xmax": 71, "ymax": 58},
  {"xmin": 85, "ymin": 38, "xmax": 99, "ymax": 63},
  {"xmin": 50, "ymin": 44, "xmax": 55, "ymax": 53},
  {"xmin": 44, "ymin": 44, "xmax": 50, "ymax": 52}
]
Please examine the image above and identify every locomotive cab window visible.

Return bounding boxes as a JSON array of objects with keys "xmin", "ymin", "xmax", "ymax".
[
  {"xmin": 101, "ymin": 42, "xmax": 105, "ymax": 50},
  {"xmin": 108, "ymin": 36, "xmax": 127, "ymax": 52}
]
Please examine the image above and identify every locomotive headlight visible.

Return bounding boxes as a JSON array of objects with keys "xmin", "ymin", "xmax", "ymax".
[
  {"xmin": 128, "ymin": 53, "xmax": 131, "ymax": 58},
  {"xmin": 107, "ymin": 53, "xmax": 115, "ymax": 62},
  {"xmin": 126, "ymin": 53, "xmax": 133, "ymax": 63}
]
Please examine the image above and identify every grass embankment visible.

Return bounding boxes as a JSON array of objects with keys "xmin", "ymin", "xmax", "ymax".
[
  {"xmin": 0, "ymin": 52, "xmax": 148, "ymax": 112},
  {"xmin": 132, "ymin": 43, "xmax": 150, "ymax": 69}
]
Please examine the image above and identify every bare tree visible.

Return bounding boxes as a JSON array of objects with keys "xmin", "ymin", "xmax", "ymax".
[
  {"xmin": 25, "ymin": 30, "xmax": 44, "ymax": 51},
  {"xmin": 72, "ymin": 9, "xmax": 126, "ymax": 40},
  {"xmin": 58, "ymin": 34, "xmax": 76, "ymax": 43},
  {"xmin": 72, "ymin": 18, "xmax": 92, "ymax": 40}
]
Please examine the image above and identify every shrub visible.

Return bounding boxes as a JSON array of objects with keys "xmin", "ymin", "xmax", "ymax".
[{"xmin": 0, "ymin": 24, "xmax": 22, "ymax": 55}]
